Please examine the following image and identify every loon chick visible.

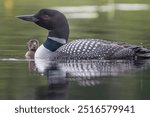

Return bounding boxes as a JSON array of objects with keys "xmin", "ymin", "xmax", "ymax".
[
  {"xmin": 25, "ymin": 39, "xmax": 39, "ymax": 59},
  {"xmin": 17, "ymin": 9, "xmax": 150, "ymax": 60}
]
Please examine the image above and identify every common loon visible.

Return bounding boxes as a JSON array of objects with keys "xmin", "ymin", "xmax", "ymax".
[{"xmin": 17, "ymin": 9, "xmax": 150, "ymax": 60}]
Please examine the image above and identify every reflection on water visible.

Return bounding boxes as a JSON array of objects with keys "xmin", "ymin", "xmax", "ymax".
[
  {"xmin": 37, "ymin": 66, "xmax": 68, "ymax": 100},
  {"xmin": 36, "ymin": 59, "xmax": 150, "ymax": 84},
  {"xmin": 1, "ymin": 56, "xmax": 149, "ymax": 100},
  {"xmin": 28, "ymin": 58, "xmax": 150, "ymax": 99}
]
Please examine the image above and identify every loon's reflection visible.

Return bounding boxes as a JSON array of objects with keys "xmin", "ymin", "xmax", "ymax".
[
  {"xmin": 59, "ymin": 60, "xmax": 150, "ymax": 86},
  {"xmin": 35, "ymin": 59, "xmax": 150, "ymax": 85},
  {"xmin": 33, "ymin": 59, "xmax": 150, "ymax": 99},
  {"xmin": 36, "ymin": 64, "xmax": 69, "ymax": 100},
  {"xmin": 61, "ymin": 60, "xmax": 135, "ymax": 77}
]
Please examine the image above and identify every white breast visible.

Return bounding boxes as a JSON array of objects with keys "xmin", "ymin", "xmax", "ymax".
[{"xmin": 34, "ymin": 44, "xmax": 53, "ymax": 73}]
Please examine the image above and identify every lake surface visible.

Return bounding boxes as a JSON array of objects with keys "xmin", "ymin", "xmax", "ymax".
[{"xmin": 0, "ymin": 0, "xmax": 150, "ymax": 100}]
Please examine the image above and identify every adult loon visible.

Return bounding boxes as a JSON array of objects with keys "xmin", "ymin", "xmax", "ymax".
[{"xmin": 17, "ymin": 9, "xmax": 150, "ymax": 60}]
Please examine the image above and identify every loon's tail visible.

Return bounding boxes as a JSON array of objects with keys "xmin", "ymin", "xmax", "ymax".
[{"xmin": 133, "ymin": 46, "xmax": 150, "ymax": 59}]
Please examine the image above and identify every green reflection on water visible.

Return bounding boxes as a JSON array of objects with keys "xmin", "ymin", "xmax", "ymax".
[{"xmin": 0, "ymin": 0, "xmax": 150, "ymax": 99}]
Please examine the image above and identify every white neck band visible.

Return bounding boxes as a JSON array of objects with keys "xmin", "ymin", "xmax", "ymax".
[{"xmin": 48, "ymin": 36, "xmax": 67, "ymax": 44}]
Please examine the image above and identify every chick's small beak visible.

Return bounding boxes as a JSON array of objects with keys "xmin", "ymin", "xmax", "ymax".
[{"xmin": 16, "ymin": 15, "xmax": 39, "ymax": 22}]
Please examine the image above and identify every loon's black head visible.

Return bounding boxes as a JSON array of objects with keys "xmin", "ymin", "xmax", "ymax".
[{"xmin": 17, "ymin": 9, "xmax": 69, "ymax": 39}]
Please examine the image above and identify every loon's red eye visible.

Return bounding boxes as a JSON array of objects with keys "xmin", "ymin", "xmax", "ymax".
[{"xmin": 41, "ymin": 15, "xmax": 49, "ymax": 20}]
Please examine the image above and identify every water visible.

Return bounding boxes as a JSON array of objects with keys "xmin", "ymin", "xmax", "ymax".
[{"xmin": 0, "ymin": 0, "xmax": 150, "ymax": 99}]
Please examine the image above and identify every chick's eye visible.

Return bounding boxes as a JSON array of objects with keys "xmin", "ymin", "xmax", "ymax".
[{"xmin": 40, "ymin": 15, "xmax": 49, "ymax": 20}]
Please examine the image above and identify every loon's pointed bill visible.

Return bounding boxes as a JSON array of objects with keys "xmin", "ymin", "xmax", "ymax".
[{"xmin": 16, "ymin": 15, "xmax": 39, "ymax": 22}]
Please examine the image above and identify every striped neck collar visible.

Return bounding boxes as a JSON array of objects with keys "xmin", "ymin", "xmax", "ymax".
[
  {"xmin": 47, "ymin": 36, "xmax": 66, "ymax": 44},
  {"xmin": 43, "ymin": 36, "xmax": 67, "ymax": 52}
]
